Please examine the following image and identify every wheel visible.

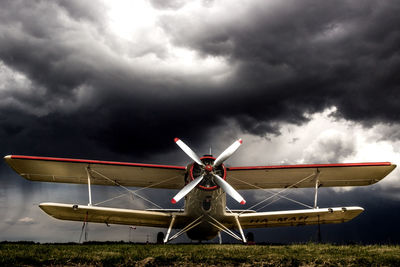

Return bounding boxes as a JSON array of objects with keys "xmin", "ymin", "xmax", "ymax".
[
  {"xmin": 246, "ymin": 232, "xmax": 255, "ymax": 244},
  {"xmin": 157, "ymin": 232, "xmax": 165, "ymax": 244}
]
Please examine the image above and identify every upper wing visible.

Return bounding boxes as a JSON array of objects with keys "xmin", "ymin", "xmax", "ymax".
[
  {"xmin": 226, "ymin": 163, "xmax": 396, "ymax": 189},
  {"xmin": 39, "ymin": 202, "xmax": 190, "ymax": 228},
  {"xmin": 4, "ymin": 155, "xmax": 186, "ymax": 189},
  {"xmin": 223, "ymin": 207, "xmax": 364, "ymax": 229}
]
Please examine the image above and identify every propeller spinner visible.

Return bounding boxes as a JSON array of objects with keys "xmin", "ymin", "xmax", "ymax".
[{"xmin": 172, "ymin": 138, "xmax": 245, "ymax": 205}]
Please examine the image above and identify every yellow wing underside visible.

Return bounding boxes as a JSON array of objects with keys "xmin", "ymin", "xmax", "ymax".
[{"xmin": 40, "ymin": 203, "xmax": 364, "ymax": 229}]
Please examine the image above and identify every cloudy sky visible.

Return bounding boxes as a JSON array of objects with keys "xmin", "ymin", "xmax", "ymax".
[{"xmin": 1, "ymin": 0, "xmax": 400, "ymax": 243}]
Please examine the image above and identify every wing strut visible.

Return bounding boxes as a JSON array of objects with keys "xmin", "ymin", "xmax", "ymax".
[
  {"xmin": 313, "ymin": 169, "xmax": 321, "ymax": 209},
  {"xmin": 86, "ymin": 167, "xmax": 92, "ymax": 206},
  {"xmin": 90, "ymin": 168, "xmax": 163, "ymax": 209},
  {"xmin": 239, "ymin": 171, "xmax": 317, "ymax": 214},
  {"xmin": 234, "ymin": 215, "xmax": 246, "ymax": 243}
]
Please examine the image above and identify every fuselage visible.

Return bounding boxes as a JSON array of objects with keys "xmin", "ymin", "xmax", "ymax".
[
  {"xmin": 184, "ymin": 188, "xmax": 227, "ymax": 240},
  {"xmin": 182, "ymin": 155, "xmax": 228, "ymax": 241}
]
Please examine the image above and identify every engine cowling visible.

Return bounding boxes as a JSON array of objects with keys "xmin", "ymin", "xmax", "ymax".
[
  {"xmin": 172, "ymin": 138, "xmax": 245, "ymax": 205},
  {"xmin": 188, "ymin": 155, "xmax": 226, "ymax": 191}
]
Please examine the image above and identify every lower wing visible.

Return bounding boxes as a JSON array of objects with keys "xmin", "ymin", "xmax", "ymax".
[
  {"xmin": 223, "ymin": 207, "xmax": 364, "ymax": 229},
  {"xmin": 39, "ymin": 203, "xmax": 190, "ymax": 228},
  {"xmin": 41, "ymin": 203, "xmax": 363, "ymax": 231}
]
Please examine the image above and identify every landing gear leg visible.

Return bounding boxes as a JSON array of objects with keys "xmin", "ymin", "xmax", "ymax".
[
  {"xmin": 164, "ymin": 215, "xmax": 176, "ymax": 243},
  {"xmin": 234, "ymin": 215, "xmax": 247, "ymax": 244},
  {"xmin": 166, "ymin": 215, "xmax": 203, "ymax": 243}
]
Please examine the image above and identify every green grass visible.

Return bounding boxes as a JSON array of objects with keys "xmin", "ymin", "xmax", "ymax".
[{"xmin": 1, "ymin": 242, "xmax": 400, "ymax": 266}]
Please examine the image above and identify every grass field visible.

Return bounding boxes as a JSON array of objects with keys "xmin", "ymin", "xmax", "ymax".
[{"xmin": 1, "ymin": 242, "xmax": 400, "ymax": 266}]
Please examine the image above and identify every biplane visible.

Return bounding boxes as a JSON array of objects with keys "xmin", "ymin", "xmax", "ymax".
[{"xmin": 4, "ymin": 138, "xmax": 396, "ymax": 243}]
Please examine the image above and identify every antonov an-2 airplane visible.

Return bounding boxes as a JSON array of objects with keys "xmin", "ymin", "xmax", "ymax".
[{"xmin": 4, "ymin": 138, "xmax": 396, "ymax": 243}]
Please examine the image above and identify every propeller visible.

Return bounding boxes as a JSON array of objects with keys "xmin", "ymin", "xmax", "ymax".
[
  {"xmin": 174, "ymin": 138, "xmax": 204, "ymax": 166},
  {"xmin": 213, "ymin": 174, "xmax": 246, "ymax": 204},
  {"xmin": 213, "ymin": 139, "xmax": 242, "ymax": 167},
  {"xmin": 172, "ymin": 138, "xmax": 245, "ymax": 205},
  {"xmin": 171, "ymin": 174, "xmax": 204, "ymax": 204}
]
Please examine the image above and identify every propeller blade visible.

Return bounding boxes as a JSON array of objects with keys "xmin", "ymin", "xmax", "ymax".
[
  {"xmin": 171, "ymin": 175, "xmax": 205, "ymax": 204},
  {"xmin": 213, "ymin": 139, "xmax": 242, "ymax": 167},
  {"xmin": 175, "ymin": 138, "xmax": 204, "ymax": 166},
  {"xmin": 213, "ymin": 174, "xmax": 246, "ymax": 205}
]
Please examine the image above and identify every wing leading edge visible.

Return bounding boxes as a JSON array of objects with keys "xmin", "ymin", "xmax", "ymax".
[{"xmin": 4, "ymin": 155, "xmax": 186, "ymax": 189}]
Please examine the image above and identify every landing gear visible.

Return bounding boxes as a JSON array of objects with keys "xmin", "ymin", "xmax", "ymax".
[
  {"xmin": 157, "ymin": 232, "xmax": 164, "ymax": 244},
  {"xmin": 246, "ymin": 232, "xmax": 255, "ymax": 244}
]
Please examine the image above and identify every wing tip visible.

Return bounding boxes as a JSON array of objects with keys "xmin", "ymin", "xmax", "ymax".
[
  {"xmin": 174, "ymin": 138, "xmax": 180, "ymax": 143},
  {"xmin": 4, "ymin": 155, "xmax": 15, "ymax": 167},
  {"xmin": 238, "ymin": 139, "xmax": 243, "ymax": 144},
  {"xmin": 240, "ymin": 200, "xmax": 246, "ymax": 205},
  {"xmin": 38, "ymin": 202, "xmax": 54, "ymax": 213},
  {"xmin": 171, "ymin": 199, "xmax": 177, "ymax": 204}
]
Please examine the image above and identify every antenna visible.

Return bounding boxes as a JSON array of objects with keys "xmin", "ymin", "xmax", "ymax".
[{"xmin": 209, "ymin": 146, "xmax": 212, "ymax": 155}]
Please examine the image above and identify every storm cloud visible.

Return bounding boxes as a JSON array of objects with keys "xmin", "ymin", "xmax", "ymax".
[
  {"xmin": 0, "ymin": 0, "xmax": 399, "ymax": 243},
  {"xmin": 0, "ymin": 0, "xmax": 399, "ymax": 159}
]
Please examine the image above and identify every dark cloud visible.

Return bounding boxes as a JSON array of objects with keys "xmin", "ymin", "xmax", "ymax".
[
  {"xmin": 0, "ymin": 0, "xmax": 399, "ymax": 159},
  {"xmin": 0, "ymin": 0, "xmax": 399, "ymax": 243},
  {"xmin": 160, "ymin": 0, "xmax": 400, "ymax": 127},
  {"xmin": 55, "ymin": 0, "xmax": 107, "ymax": 24}
]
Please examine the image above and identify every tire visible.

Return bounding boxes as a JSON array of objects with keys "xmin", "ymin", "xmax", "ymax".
[
  {"xmin": 246, "ymin": 232, "xmax": 254, "ymax": 243},
  {"xmin": 157, "ymin": 232, "xmax": 165, "ymax": 244}
]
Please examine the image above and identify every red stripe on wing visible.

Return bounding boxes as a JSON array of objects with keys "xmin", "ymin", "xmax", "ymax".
[
  {"xmin": 227, "ymin": 162, "xmax": 393, "ymax": 171},
  {"xmin": 9, "ymin": 155, "xmax": 186, "ymax": 170}
]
